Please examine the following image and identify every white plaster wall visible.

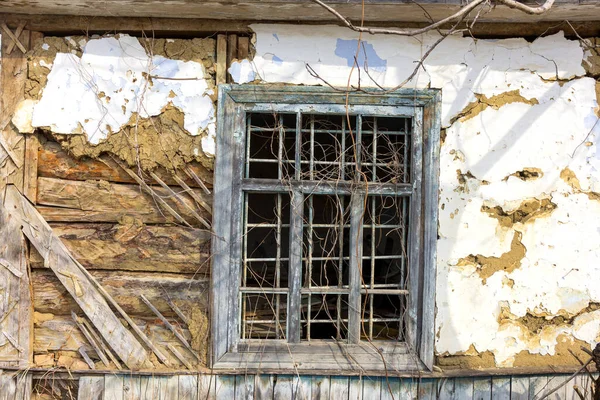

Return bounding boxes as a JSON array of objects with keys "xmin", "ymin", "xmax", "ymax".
[{"xmin": 235, "ymin": 24, "xmax": 600, "ymax": 367}]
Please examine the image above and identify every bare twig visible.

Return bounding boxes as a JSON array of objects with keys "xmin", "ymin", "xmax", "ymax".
[{"xmin": 308, "ymin": 0, "xmax": 487, "ymax": 36}]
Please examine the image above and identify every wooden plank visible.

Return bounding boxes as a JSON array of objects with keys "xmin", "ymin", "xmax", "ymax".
[
  {"xmin": 33, "ymin": 315, "xmax": 189, "ymax": 365},
  {"xmin": 380, "ymin": 378, "xmax": 400, "ymax": 400},
  {"xmin": 140, "ymin": 294, "xmax": 199, "ymax": 363},
  {"xmin": 0, "ymin": 1, "xmax": 597, "ymax": 23},
  {"xmin": 179, "ymin": 375, "xmax": 199, "ymax": 400},
  {"xmin": 438, "ymin": 378, "xmax": 455, "ymax": 399},
  {"xmin": 216, "ymin": 35, "xmax": 227, "ymax": 86},
  {"xmin": 123, "ymin": 376, "xmax": 141, "ymax": 400},
  {"xmin": 453, "ymin": 378, "xmax": 474, "ymax": 399},
  {"xmin": 0, "ymin": 190, "xmax": 31, "ymax": 369},
  {"xmin": 398, "ymin": 378, "xmax": 419, "ymax": 400},
  {"xmin": 510, "ymin": 376, "xmax": 529, "ymax": 399},
  {"xmin": 545, "ymin": 374, "xmax": 568, "ymax": 400},
  {"xmin": 417, "ymin": 378, "xmax": 435, "ymax": 400},
  {"xmin": 139, "ymin": 375, "xmax": 160, "ymax": 400},
  {"xmin": 348, "ymin": 376, "xmax": 362, "ymax": 400},
  {"xmin": 162, "ymin": 376, "xmax": 179, "ymax": 400},
  {"xmin": 104, "ymin": 374, "xmax": 124, "ymax": 400},
  {"xmin": 5, "ymin": 186, "xmax": 150, "ymax": 369},
  {"xmin": 23, "ymin": 134, "xmax": 39, "ymax": 203},
  {"xmin": 14, "ymin": 374, "xmax": 32, "ymax": 400},
  {"xmin": 215, "ymin": 375, "xmax": 235, "ymax": 399},
  {"xmin": 473, "ymin": 377, "xmax": 492, "ymax": 400},
  {"xmin": 329, "ymin": 376, "xmax": 349, "ymax": 400},
  {"xmin": 36, "ymin": 177, "xmax": 211, "ymax": 226},
  {"xmin": 226, "ymin": 34, "xmax": 238, "ymax": 82},
  {"xmin": 311, "ymin": 376, "xmax": 329, "ymax": 400},
  {"xmin": 420, "ymin": 91, "xmax": 442, "ymax": 370},
  {"xmin": 0, "ymin": 374, "xmax": 17, "ymax": 400},
  {"xmin": 362, "ymin": 377, "xmax": 381, "ymax": 400},
  {"xmin": 37, "ymin": 141, "xmax": 212, "ymax": 188},
  {"xmin": 237, "ymin": 36, "xmax": 250, "ymax": 60},
  {"xmin": 198, "ymin": 374, "xmax": 216, "ymax": 400},
  {"xmin": 528, "ymin": 375, "xmax": 548, "ymax": 400},
  {"xmin": 211, "ymin": 88, "xmax": 245, "ymax": 363},
  {"xmin": 235, "ymin": 375, "xmax": 255, "ymax": 400},
  {"xmin": 29, "ymin": 223, "xmax": 210, "ymax": 274},
  {"xmin": 348, "ymin": 192, "xmax": 365, "ymax": 344},
  {"xmin": 0, "ymin": 27, "xmax": 29, "ymax": 194},
  {"xmin": 254, "ymin": 375, "xmax": 274, "ymax": 400},
  {"xmin": 491, "ymin": 377, "xmax": 511, "ymax": 400},
  {"xmin": 296, "ymin": 376, "xmax": 311, "ymax": 400},
  {"xmin": 32, "ymin": 270, "xmax": 208, "ymax": 317},
  {"xmin": 273, "ymin": 375, "xmax": 295, "ymax": 399}
]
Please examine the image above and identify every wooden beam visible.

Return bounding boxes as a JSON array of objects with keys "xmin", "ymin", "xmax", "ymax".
[
  {"xmin": 36, "ymin": 177, "xmax": 211, "ymax": 225},
  {"xmin": 0, "ymin": 27, "xmax": 29, "ymax": 194},
  {"xmin": 0, "ymin": 1, "xmax": 599, "ymax": 23},
  {"xmin": 29, "ymin": 223, "xmax": 211, "ymax": 274},
  {"xmin": 0, "ymin": 197, "xmax": 31, "ymax": 369},
  {"xmin": 32, "ymin": 270, "xmax": 209, "ymax": 317},
  {"xmin": 216, "ymin": 34, "xmax": 227, "ymax": 86},
  {"xmin": 4, "ymin": 186, "xmax": 151, "ymax": 369},
  {"xmin": 38, "ymin": 140, "xmax": 212, "ymax": 189}
]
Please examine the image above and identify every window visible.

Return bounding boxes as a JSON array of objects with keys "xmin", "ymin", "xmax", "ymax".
[{"xmin": 212, "ymin": 86, "xmax": 441, "ymax": 373}]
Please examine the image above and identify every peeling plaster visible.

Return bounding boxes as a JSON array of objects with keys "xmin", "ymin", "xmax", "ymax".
[
  {"xmin": 31, "ymin": 34, "xmax": 216, "ymax": 150},
  {"xmin": 239, "ymin": 25, "xmax": 600, "ymax": 367}
]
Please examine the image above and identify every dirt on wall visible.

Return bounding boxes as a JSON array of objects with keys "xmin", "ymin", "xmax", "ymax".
[{"xmin": 28, "ymin": 35, "xmax": 217, "ymax": 172}]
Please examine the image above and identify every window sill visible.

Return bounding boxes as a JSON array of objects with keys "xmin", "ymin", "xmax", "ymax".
[{"xmin": 213, "ymin": 340, "xmax": 427, "ymax": 373}]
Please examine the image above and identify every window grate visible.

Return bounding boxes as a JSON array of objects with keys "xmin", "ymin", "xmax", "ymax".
[{"xmin": 240, "ymin": 112, "xmax": 412, "ymax": 342}]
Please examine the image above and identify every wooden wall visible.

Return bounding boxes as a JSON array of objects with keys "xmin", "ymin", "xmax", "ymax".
[
  {"xmin": 67, "ymin": 372, "xmax": 594, "ymax": 399},
  {"xmin": 29, "ymin": 136, "xmax": 214, "ymax": 371}
]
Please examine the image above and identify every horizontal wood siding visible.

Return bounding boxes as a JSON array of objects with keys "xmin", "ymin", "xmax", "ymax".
[{"xmin": 74, "ymin": 373, "xmax": 599, "ymax": 399}]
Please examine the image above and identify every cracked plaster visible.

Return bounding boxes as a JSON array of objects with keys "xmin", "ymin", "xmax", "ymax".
[
  {"xmin": 29, "ymin": 34, "xmax": 216, "ymax": 155},
  {"xmin": 235, "ymin": 24, "xmax": 600, "ymax": 367}
]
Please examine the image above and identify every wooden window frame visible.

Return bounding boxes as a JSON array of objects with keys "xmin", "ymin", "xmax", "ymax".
[{"xmin": 211, "ymin": 85, "xmax": 441, "ymax": 373}]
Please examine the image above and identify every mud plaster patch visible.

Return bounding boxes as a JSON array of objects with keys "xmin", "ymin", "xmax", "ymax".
[
  {"xmin": 49, "ymin": 105, "xmax": 213, "ymax": 171},
  {"xmin": 560, "ymin": 167, "xmax": 600, "ymax": 202},
  {"xmin": 457, "ymin": 231, "xmax": 526, "ymax": 283},
  {"xmin": 504, "ymin": 167, "xmax": 543, "ymax": 181},
  {"xmin": 582, "ymin": 38, "xmax": 600, "ymax": 77},
  {"xmin": 481, "ymin": 198, "xmax": 557, "ymax": 228},
  {"xmin": 512, "ymin": 335, "xmax": 592, "ymax": 367},
  {"xmin": 26, "ymin": 36, "xmax": 84, "ymax": 100},
  {"xmin": 451, "ymin": 90, "xmax": 539, "ymax": 124}
]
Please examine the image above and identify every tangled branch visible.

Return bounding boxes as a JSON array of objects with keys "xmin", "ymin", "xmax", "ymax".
[{"xmin": 309, "ymin": 0, "xmax": 556, "ymax": 37}]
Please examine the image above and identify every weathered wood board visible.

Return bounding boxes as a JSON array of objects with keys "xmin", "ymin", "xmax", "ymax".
[
  {"xmin": 38, "ymin": 140, "xmax": 213, "ymax": 188},
  {"xmin": 32, "ymin": 269, "xmax": 208, "ymax": 317},
  {"xmin": 36, "ymin": 177, "xmax": 211, "ymax": 225},
  {"xmin": 4, "ymin": 186, "xmax": 150, "ymax": 369},
  {"xmin": 29, "ymin": 223, "xmax": 210, "ymax": 273},
  {"xmin": 0, "ymin": 191, "xmax": 31, "ymax": 369}
]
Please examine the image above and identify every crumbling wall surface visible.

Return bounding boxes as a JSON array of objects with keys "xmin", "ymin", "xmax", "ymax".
[
  {"xmin": 239, "ymin": 24, "xmax": 600, "ymax": 368},
  {"xmin": 16, "ymin": 34, "xmax": 216, "ymax": 171}
]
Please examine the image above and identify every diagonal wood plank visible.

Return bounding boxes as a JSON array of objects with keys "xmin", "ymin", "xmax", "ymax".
[{"xmin": 3, "ymin": 185, "xmax": 151, "ymax": 369}]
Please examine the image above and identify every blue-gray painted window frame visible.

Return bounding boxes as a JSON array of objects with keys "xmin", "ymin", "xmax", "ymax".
[{"xmin": 211, "ymin": 85, "xmax": 441, "ymax": 373}]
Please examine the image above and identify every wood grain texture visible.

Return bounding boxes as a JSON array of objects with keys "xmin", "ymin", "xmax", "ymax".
[
  {"xmin": 38, "ymin": 140, "xmax": 212, "ymax": 188},
  {"xmin": 5, "ymin": 186, "xmax": 150, "ymax": 369},
  {"xmin": 78, "ymin": 376, "xmax": 104, "ymax": 400},
  {"xmin": 0, "ymin": 1, "xmax": 597, "ymax": 23},
  {"xmin": 29, "ymin": 223, "xmax": 210, "ymax": 274},
  {"xmin": 32, "ymin": 269, "xmax": 208, "ymax": 317},
  {"xmin": 23, "ymin": 134, "xmax": 39, "ymax": 204},
  {"xmin": 36, "ymin": 177, "xmax": 211, "ymax": 225},
  {"xmin": 0, "ymin": 28, "xmax": 29, "ymax": 194},
  {"xmin": 0, "ymin": 188, "xmax": 31, "ymax": 369}
]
